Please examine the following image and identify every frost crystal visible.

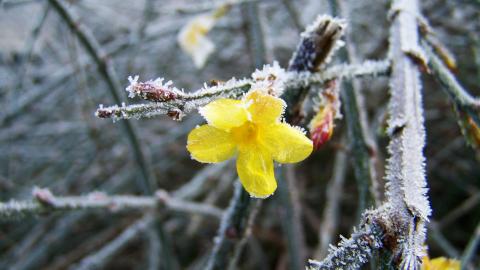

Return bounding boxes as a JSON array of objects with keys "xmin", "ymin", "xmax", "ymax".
[
  {"xmin": 251, "ymin": 61, "xmax": 288, "ymax": 96},
  {"xmin": 125, "ymin": 76, "xmax": 183, "ymax": 102}
]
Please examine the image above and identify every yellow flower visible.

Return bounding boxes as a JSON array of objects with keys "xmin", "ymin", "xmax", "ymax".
[
  {"xmin": 178, "ymin": 15, "xmax": 215, "ymax": 68},
  {"xmin": 187, "ymin": 90, "xmax": 313, "ymax": 198},
  {"xmin": 421, "ymin": 256, "xmax": 461, "ymax": 270},
  {"xmin": 177, "ymin": 6, "xmax": 229, "ymax": 68}
]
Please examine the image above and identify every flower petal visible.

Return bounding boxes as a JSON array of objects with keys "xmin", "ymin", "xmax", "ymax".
[
  {"xmin": 199, "ymin": 99, "xmax": 248, "ymax": 131},
  {"xmin": 187, "ymin": 125, "xmax": 236, "ymax": 163},
  {"xmin": 178, "ymin": 15, "xmax": 216, "ymax": 68},
  {"xmin": 236, "ymin": 147, "xmax": 276, "ymax": 198},
  {"xmin": 260, "ymin": 123, "xmax": 313, "ymax": 163},
  {"xmin": 245, "ymin": 91, "xmax": 285, "ymax": 124},
  {"xmin": 427, "ymin": 257, "xmax": 460, "ymax": 270}
]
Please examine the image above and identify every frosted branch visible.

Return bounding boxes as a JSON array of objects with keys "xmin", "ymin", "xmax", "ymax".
[
  {"xmin": 307, "ymin": 213, "xmax": 384, "ymax": 270},
  {"xmin": 48, "ymin": 0, "xmax": 157, "ymax": 195},
  {"xmin": 383, "ymin": 0, "xmax": 431, "ymax": 268},
  {"xmin": 307, "ymin": 1, "xmax": 433, "ymax": 269},
  {"xmin": 96, "ymin": 79, "xmax": 251, "ymax": 121},
  {"xmin": 205, "ymin": 181, "xmax": 256, "ymax": 270},
  {"xmin": 95, "ymin": 60, "xmax": 390, "ymax": 121},
  {"xmin": 0, "ymin": 187, "xmax": 223, "ymax": 220}
]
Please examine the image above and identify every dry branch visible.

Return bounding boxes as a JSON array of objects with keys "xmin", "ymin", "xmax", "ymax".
[
  {"xmin": 0, "ymin": 188, "xmax": 223, "ymax": 220},
  {"xmin": 47, "ymin": 0, "xmax": 157, "ymax": 194},
  {"xmin": 307, "ymin": 0, "xmax": 433, "ymax": 268}
]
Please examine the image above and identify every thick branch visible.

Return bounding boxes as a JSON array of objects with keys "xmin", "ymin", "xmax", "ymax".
[
  {"xmin": 308, "ymin": 1, "xmax": 432, "ymax": 269},
  {"xmin": 383, "ymin": 0, "xmax": 431, "ymax": 268}
]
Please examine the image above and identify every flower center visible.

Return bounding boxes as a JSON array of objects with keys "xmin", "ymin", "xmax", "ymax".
[{"xmin": 231, "ymin": 121, "xmax": 259, "ymax": 147}]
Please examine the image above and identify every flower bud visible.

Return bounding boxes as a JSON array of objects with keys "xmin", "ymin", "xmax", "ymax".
[
  {"xmin": 309, "ymin": 104, "xmax": 334, "ymax": 150},
  {"xmin": 308, "ymin": 80, "xmax": 340, "ymax": 150}
]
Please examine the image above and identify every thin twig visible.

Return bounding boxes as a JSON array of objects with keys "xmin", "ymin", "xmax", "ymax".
[
  {"xmin": 423, "ymin": 42, "xmax": 480, "ymax": 124},
  {"xmin": 438, "ymin": 192, "xmax": 480, "ymax": 229},
  {"xmin": 314, "ymin": 145, "xmax": 347, "ymax": 259},
  {"xmin": 17, "ymin": 2, "xmax": 50, "ymax": 89},
  {"xmin": 281, "ymin": 0, "xmax": 303, "ymax": 31},
  {"xmin": 275, "ymin": 166, "xmax": 307, "ymax": 270},
  {"xmin": 226, "ymin": 200, "xmax": 261, "ymax": 270},
  {"xmin": 47, "ymin": 0, "xmax": 157, "ymax": 194},
  {"xmin": 461, "ymin": 222, "xmax": 480, "ymax": 270},
  {"xmin": 241, "ymin": 1, "xmax": 267, "ymax": 68},
  {"xmin": 204, "ymin": 181, "xmax": 254, "ymax": 270},
  {"xmin": 72, "ymin": 215, "xmax": 154, "ymax": 270},
  {"xmin": 94, "ymin": 60, "xmax": 390, "ymax": 121},
  {"xmin": 0, "ymin": 188, "xmax": 223, "ymax": 220},
  {"xmin": 334, "ymin": 0, "xmax": 382, "ymax": 209},
  {"xmin": 428, "ymin": 222, "xmax": 460, "ymax": 258}
]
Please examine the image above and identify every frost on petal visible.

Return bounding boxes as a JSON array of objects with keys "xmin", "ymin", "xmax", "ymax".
[
  {"xmin": 187, "ymin": 124, "xmax": 236, "ymax": 163},
  {"xmin": 199, "ymin": 99, "xmax": 248, "ymax": 131},
  {"xmin": 244, "ymin": 90, "xmax": 286, "ymax": 124},
  {"xmin": 260, "ymin": 123, "xmax": 313, "ymax": 163},
  {"xmin": 236, "ymin": 147, "xmax": 276, "ymax": 198},
  {"xmin": 178, "ymin": 15, "xmax": 216, "ymax": 68}
]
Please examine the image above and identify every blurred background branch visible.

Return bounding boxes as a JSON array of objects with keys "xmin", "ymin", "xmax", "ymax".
[{"xmin": 0, "ymin": 0, "xmax": 478, "ymax": 269}]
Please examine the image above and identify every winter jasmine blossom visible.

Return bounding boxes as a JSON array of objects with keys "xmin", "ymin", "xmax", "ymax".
[{"xmin": 187, "ymin": 90, "xmax": 313, "ymax": 198}]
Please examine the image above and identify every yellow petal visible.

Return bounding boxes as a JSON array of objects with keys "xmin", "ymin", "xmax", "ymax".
[
  {"xmin": 429, "ymin": 257, "xmax": 460, "ymax": 270},
  {"xmin": 178, "ymin": 15, "xmax": 216, "ymax": 68},
  {"xmin": 199, "ymin": 99, "xmax": 248, "ymax": 131},
  {"xmin": 187, "ymin": 124, "xmax": 236, "ymax": 163},
  {"xmin": 245, "ymin": 90, "xmax": 285, "ymax": 124},
  {"xmin": 236, "ymin": 147, "xmax": 276, "ymax": 198},
  {"xmin": 260, "ymin": 123, "xmax": 313, "ymax": 163}
]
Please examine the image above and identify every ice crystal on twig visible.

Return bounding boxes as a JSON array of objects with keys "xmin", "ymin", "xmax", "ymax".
[
  {"xmin": 126, "ymin": 75, "xmax": 183, "ymax": 101},
  {"xmin": 306, "ymin": 216, "xmax": 384, "ymax": 270},
  {"xmin": 251, "ymin": 61, "xmax": 288, "ymax": 96}
]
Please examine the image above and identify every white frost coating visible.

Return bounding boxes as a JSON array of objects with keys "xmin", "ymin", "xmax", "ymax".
[
  {"xmin": 289, "ymin": 15, "xmax": 346, "ymax": 71},
  {"xmin": 194, "ymin": 77, "xmax": 251, "ymax": 98},
  {"xmin": 100, "ymin": 60, "xmax": 391, "ymax": 123},
  {"xmin": 126, "ymin": 75, "xmax": 140, "ymax": 98},
  {"xmin": 309, "ymin": 60, "xmax": 391, "ymax": 84},
  {"xmin": 126, "ymin": 75, "xmax": 184, "ymax": 99},
  {"xmin": 387, "ymin": 0, "xmax": 431, "ymax": 221},
  {"xmin": 251, "ymin": 61, "xmax": 289, "ymax": 96},
  {"xmin": 302, "ymin": 15, "xmax": 347, "ymax": 39},
  {"xmin": 386, "ymin": 0, "xmax": 431, "ymax": 269}
]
